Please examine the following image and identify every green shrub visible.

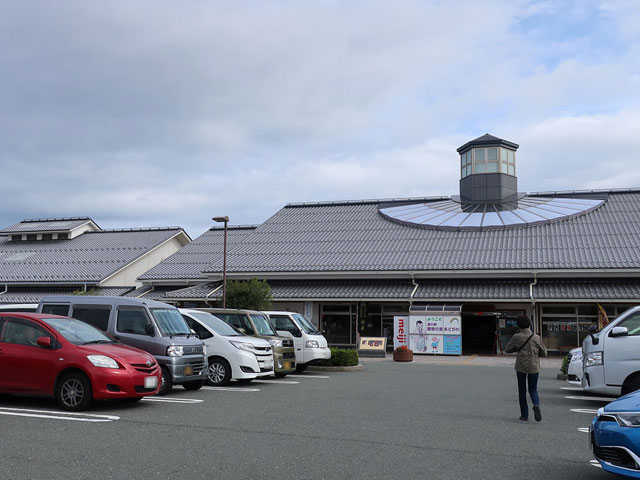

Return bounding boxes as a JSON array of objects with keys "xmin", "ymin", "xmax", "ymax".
[
  {"xmin": 561, "ymin": 355, "xmax": 569, "ymax": 375},
  {"xmin": 317, "ymin": 348, "xmax": 359, "ymax": 367}
]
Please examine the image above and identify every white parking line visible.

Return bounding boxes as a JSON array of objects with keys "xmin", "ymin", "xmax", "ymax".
[
  {"xmin": 201, "ymin": 386, "xmax": 260, "ymax": 392},
  {"xmin": 251, "ymin": 380, "xmax": 300, "ymax": 385},
  {"xmin": 589, "ymin": 460, "xmax": 602, "ymax": 469},
  {"xmin": 560, "ymin": 386, "xmax": 583, "ymax": 391},
  {"xmin": 565, "ymin": 396, "xmax": 613, "ymax": 402},
  {"xmin": 571, "ymin": 408, "xmax": 598, "ymax": 414},
  {"xmin": 0, "ymin": 407, "xmax": 119, "ymax": 422},
  {"xmin": 578, "ymin": 427, "xmax": 590, "ymax": 433},
  {"xmin": 141, "ymin": 397, "xmax": 204, "ymax": 404},
  {"xmin": 287, "ymin": 375, "xmax": 330, "ymax": 379}
]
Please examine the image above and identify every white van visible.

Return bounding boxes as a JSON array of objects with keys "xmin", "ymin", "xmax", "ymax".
[
  {"xmin": 179, "ymin": 309, "xmax": 274, "ymax": 385},
  {"xmin": 264, "ymin": 311, "xmax": 330, "ymax": 372},
  {"xmin": 582, "ymin": 305, "xmax": 640, "ymax": 396}
]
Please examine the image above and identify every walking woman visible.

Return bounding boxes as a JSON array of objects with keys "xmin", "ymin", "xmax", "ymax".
[{"xmin": 505, "ymin": 316, "xmax": 547, "ymax": 421}]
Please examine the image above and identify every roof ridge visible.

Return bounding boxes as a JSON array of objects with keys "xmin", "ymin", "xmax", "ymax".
[
  {"xmin": 209, "ymin": 225, "xmax": 259, "ymax": 231},
  {"xmin": 21, "ymin": 216, "xmax": 92, "ymax": 223},
  {"xmin": 89, "ymin": 227, "xmax": 182, "ymax": 233}
]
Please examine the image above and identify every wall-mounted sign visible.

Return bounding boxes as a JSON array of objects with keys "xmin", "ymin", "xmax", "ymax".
[
  {"xmin": 404, "ymin": 312, "xmax": 462, "ymax": 356},
  {"xmin": 358, "ymin": 337, "xmax": 387, "ymax": 357}
]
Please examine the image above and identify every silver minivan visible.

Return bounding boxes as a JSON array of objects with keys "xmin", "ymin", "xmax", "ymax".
[
  {"xmin": 37, "ymin": 296, "xmax": 207, "ymax": 395},
  {"xmin": 582, "ymin": 305, "xmax": 640, "ymax": 396}
]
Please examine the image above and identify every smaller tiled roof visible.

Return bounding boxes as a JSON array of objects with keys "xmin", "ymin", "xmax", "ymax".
[
  {"xmin": 0, "ymin": 286, "xmax": 134, "ymax": 304},
  {"xmin": 456, "ymin": 133, "xmax": 519, "ymax": 153},
  {"xmin": 126, "ymin": 285, "xmax": 186, "ymax": 302},
  {"xmin": 0, "ymin": 217, "xmax": 97, "ymax": 234},
  {"xmin": 156, "ymin": 278, "xmax": 640, "ymax": 302}
]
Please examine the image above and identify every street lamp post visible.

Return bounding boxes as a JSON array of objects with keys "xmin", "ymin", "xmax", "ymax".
[{"xmin": 212, "ymin": 216, "xmax": 229, "ymax": 308}]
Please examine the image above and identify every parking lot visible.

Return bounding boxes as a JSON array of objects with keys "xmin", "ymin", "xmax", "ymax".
[{"xmin": 0, "ymin": 359, "xmax": 617, "ymax": 480}]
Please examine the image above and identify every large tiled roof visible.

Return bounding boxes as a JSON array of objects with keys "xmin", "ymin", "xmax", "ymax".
[
  {"xmin": 0, "ymin": 228, "xmax": 185, "ymax": 283},
  {"xmin": 138, "ymin": 226, "xmax": 257, "ymax": 281},
  {"xmin": 200, "ymin": 190, "xmax": 640, "ymax": 274},
  {"xmin": 0, "ymin": 217, "xmax": 96, "ymax": 233}
]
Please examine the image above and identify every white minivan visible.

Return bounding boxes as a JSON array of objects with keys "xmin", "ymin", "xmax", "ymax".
[
  {"xmin": 179, "ymin": 309, "xmax": 274, "ymax": 385},
  {"xmin": 264, "ymin": 311, "xmax": 331, "ymax": 372},
  {"xmin": 582, "ymin": 305, "xmax": 640, "ymax": 396}
]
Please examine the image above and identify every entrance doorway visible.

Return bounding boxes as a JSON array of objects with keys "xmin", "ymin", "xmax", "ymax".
[{"xmin": 461, "ymin": 313, "xmax": 497, "ymax": 354}]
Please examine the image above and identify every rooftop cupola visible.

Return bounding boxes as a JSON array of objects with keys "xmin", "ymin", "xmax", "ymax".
[{"xmin": 457, "ymin": 134, "xmax": 519, "ymax": 204}]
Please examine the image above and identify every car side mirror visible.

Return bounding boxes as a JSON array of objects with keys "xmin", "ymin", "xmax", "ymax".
[
  {"xmin": 610, "ymin": 326, "xmax": 629, "ymax": 337},
  {"xmin": 36, "ymin": 336, "xmax": 52, "ymax": 348},
  {"xmin": 145, "ymin": 323, "xmax": 155, "ymax": 336}
]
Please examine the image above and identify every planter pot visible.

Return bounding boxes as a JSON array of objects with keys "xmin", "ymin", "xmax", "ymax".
[
  {"xmin": 557, "ymin": 373, "xmax": 568, "ymax": 381},
  {"xmin": 393, "ymin": 350, "xmax": 413, "ymax": 362}
]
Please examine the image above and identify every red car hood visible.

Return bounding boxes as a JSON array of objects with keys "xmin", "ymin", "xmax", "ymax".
[{"xmin": 77, "ymin": 343, "xmax": 154, "ymax": 362}]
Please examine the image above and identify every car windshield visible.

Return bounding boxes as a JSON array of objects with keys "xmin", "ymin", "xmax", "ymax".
[
  {"xmin": 41, "ymin": 317, "xmax": 113, "ymax": 346},
  {"xmin": 190, "ymin": 312, "xmax": 243, "ymax": 336},
  {"xmin": 292, "ymin": 313, "xmax": 320, "ymax": 334},
  {"xmin": 250, "ymin": 314, "xmax": 277, "ymax": 336},
  {"xmin": 150, "ymin": 308, "xmax": 191, "ymax": 336}
]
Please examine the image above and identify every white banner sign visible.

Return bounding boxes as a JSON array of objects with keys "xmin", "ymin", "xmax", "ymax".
[{"xmin": 393, "ymin": 315, "xmax": 409, "ymax": 349}]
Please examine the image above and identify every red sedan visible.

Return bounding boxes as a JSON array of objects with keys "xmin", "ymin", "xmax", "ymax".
[{"xmin": 0, "ymin": 313, "xmax": 161, "ymax": 410}]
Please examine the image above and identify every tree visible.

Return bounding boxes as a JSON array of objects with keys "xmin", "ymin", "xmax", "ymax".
[{"xmin": 225, "ymin": 278, "xmax": 272, "ymax": 310}]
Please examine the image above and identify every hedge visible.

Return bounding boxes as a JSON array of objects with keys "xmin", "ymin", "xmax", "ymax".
[{"xmin": 317, "ymin": 348, "xmax": 359, "ymax": 367}]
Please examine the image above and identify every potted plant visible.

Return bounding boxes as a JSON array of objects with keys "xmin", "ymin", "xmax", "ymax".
[{"xmin": 393, "ymin": 345, "xmax": 413, "ymax": 362}]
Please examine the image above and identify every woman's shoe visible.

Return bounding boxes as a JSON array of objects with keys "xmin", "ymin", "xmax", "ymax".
[{"xmin": 533, "ymin": 405, "xmax": 542, "ymax": 422}]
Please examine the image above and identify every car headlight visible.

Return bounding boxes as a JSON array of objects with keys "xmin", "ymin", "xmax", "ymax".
[
  {"xmin": 230, "ymin": 341, "xmax": 255, "ymax": 352},
  {"xmin": 584, "ymin": 352, "xmax": 603, "ymax": 367},
  {"xmin": 269, "ymin": 339, "xmax": 283, "ymax": 348},
  {"xmin": 571, "ymin": 353, "xmax": 583, "ymax": 363},
  {"xmin": 167, "ymin": 346, "xmax": 184, "ymax": 357},
  {"xmin": 305, "ymin": 340, "xmax": 319, "ymax": 348},
  {"xmin": 87, "ymin": 355, "xmax": 119, "ymax": 369},
  {"xmin": 616, "ymin": 414, "xmax": 640, "ymax": 427}
]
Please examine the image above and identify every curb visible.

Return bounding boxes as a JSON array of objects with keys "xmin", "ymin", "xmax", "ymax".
[{"xmin": 307, "ymin": 363, "xmax": 364, "ymax": 372}]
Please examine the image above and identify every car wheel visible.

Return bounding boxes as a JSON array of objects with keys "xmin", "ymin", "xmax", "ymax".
[
  {"xmin": 158, "ymin": 367, "xmax": 173, "ymax": 396},
  {"xmin": 295, "ymin": 364, "xmax": 308, "ymax": 373},
  {"xmin": 56, "ymin": 372, "xmax": 92, "ymax": 411},
  {"xmin": 182, "ymin": 380, "xmax": 205, "ymax": 391},
  {"xmin": 622, "ymin": 375, "xmax": 640, "ymax": 395},
  {"xmin": 207, "ymin": 357, "xmax": 231, "ymax": 386}
]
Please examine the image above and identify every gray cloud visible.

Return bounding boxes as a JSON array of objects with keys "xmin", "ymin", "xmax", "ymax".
[{"xmin": 0, "ymin": 0, "xmax": 638, "ymax": 237}]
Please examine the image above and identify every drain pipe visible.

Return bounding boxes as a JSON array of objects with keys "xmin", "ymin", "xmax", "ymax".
[
  {"xmin": 529, "ymin": 272, "xmax": 538, "ymax": 332},
  {"xmin": 0, "ymin": 284, "xmax": 7, "ymax": 296},
  {"xmin": 410, "ymin": 273, "xmax": 419, "ymax": 307}
]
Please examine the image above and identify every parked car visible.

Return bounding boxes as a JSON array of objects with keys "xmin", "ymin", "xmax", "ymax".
[
  {"xmin": 583, "ymin": 306, "xmax": 640, "ymax": 396},
  {"xmin": 179, "ymin": 309, "xmax": 274, "ymax": 385},
  {"xmin": 0, "ymin": 304, "xmax": 38, "ymax": 312},
  {"xmin": 263, "ymin": 311, "xmax": 331, "ymax": 372},
  {"xmin": 567, "ymin": 347, "xmax": 583, "ymax": 386},
  {"xmin": 37, "ymin": 296, "xmax": 207, "ymax": 395},
  {"xmin": 591, "ymin": 389, "xmax": 640, "ymax": 477},
  {"xmin": 0, "ymin": 312, "xmax": 161, "ymax": 410},
  {"xmin": 199, "ymin": 308, "xmax": 296, "ymax": 377}
]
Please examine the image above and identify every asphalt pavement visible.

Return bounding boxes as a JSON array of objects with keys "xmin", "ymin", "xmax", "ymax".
[{"xmin": 0, "ymin": 358, "xmax": 615, "ymax": 480}]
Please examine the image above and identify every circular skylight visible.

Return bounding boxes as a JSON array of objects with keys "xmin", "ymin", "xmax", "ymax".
[{"xmin": 379, "ymin": 196, "xmax": 605, "ymax": 230}]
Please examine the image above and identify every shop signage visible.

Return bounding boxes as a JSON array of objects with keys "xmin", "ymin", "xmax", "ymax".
[
  {"xmin": 393, "ymin": 315, "xmax": 409, "ymax": 349},
  {"xmin": 404, "ymin": 312, "xmax": 462, "ymax": 356},
  {"xmin": 358, "ymin": 337, "xmax": 387, "ymax": 358}
]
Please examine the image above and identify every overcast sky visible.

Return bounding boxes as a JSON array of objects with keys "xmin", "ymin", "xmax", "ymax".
[{"xmin": 1, "ymin": 0, "xmax": 639, "ymax": 238}]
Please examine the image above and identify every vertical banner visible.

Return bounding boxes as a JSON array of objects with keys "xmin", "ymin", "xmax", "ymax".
[{"xmin": 393, "ymin": 315, "xmax": 409, "ymax": 349}]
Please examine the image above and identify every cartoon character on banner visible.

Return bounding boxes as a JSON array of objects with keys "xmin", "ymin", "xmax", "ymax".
[
  {"xmin": 414, "ymin": 320, "xmax": 428, "ymax": 352},
  {"xmin": 430, "ymin": 336, "xmax": 440, "ymax": 353}
]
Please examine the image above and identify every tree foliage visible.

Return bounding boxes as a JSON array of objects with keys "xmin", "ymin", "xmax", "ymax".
[{"xmin": 225, "ymin": 278, "xmax": 272, "ymax": 310}]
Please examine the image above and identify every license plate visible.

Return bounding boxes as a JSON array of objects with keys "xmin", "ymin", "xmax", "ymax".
[
  {"xmin": 145, "ymin": 376, "xmax": 158, "ymax": 389},
  {"xmin": 184, "ymin": 366, "xmax": 193, "ymax": 376},
  {"xmin": 284, "ymin": 362, "xmax": 292, "ymax": 370}
]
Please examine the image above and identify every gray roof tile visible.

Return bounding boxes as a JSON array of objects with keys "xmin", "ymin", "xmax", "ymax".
[
  {"xmin": 0, "ymin": 228, "xmax": 184, "ymax": 283},
  {"xmin": 0, "ymin": 286, "xmax": 133, "ymax": 304},
  {"xmin": 0, "ymin": 217, "xmax": 96, "ymax": 233}
]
